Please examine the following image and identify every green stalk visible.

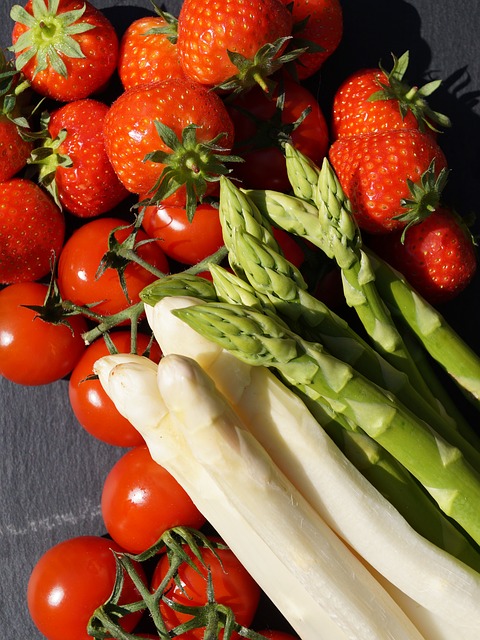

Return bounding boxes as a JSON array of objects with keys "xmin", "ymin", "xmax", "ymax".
[
  {"xmin": 219, "ymin": 179, "xmax": 480, "ymax": 466},
  {"xmin": 209, "ymin": 263, "xmax": 274, "ymax": 312},
  {"xmin": 173, "ymin": 301, "xmax": 480, "ymax": 547},
  {"xmin": 367, "ymin": 247, "xmax": 480, "ymax": 407},
  {"xmin": 233, "ymin": 229, "xmax": 480, "ymax": 468},
  {"xmin": 296, "ymin": 393, "xmax": 480, "ymax": 572},
  {"xmin": 140, "ymin": 272, "xmax": 218, "ymax": 307}
]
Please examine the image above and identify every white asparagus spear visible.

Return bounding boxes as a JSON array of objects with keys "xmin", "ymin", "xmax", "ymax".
[
  {"xmin": 157, "ymin": 352, "xmax": 426, "ymax": 640},
  {"xmin": 95, "ymin": 352, "xmax": 425, "ymax": 640},
  {"xmin": 144, "ymin": 296, "xmax": 480, "ymax": 636}
]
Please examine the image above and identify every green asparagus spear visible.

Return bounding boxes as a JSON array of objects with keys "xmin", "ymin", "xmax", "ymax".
[
  {"xmin": 367, "ymin": 247, "xmax": 480, "ymax": 406},
  {"xmin": 140, "ymin": 273, "xmax": 218, "ymax": 306},
  {"xmin": 173, "ymin": 301, "xmax": 480, "ymax": 547}
]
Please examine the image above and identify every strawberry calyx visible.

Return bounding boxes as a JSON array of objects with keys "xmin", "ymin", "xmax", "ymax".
[
  {"xmin": 9, "ymin": 0, "xmax": 96, "ymax": 79},
  {"xmin": 368, "ymin": 51, "xmax": 451, "ymax": 133},
  {"xmin": 216, "ymin": 36, "xmax": 308, "ymax": 97},
  {"xmin": 140, "ymin": 121, "xmax": 242, "ymax": 222},
  {"xmin": 0, "ymin": 48, "xmax": 33, "ymax": 130},
  {"xmin": 144, "ymin": 3, "xmax": 179, "ymax": 44},
  {"xmin": 395, "ymin": 159, "xmax": 449, "ymax": 240},
  {"xmin": 26, "ymin": 111, "xmax": 73, "ymax": 207},
  {"xmin": 231, "ymin": 84, "xmax": 312, "ymax": 153}
]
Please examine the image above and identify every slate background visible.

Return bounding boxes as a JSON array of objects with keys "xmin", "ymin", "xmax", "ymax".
[{"xmin": 1, "ymin": 0, "xmax": 479, "ymax": 637}]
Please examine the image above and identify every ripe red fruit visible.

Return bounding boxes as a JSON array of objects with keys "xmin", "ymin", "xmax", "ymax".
[
  {"xmin": 0, "ymin": 49, "xmax": 33, "ymax": 182},
  {"xmin": 57, "ymin": 216, "xmax": 170, "ymax": 318},
  {"xmin": 331, "ymin": 52, "xmax": 450, "ymax": 140},
  {"xmin": 0, "ymin": 110, "xmax": 33, "ymax": 183},
  {"xmin": 101, "ymin": 444, "xmax": 206, "ymax": 554},
  {"xmin": 103, "ymin": 77, "xmax": 236, "ymax": 218},
  {"xmin": 0, "ymin": 178, "xmax": 65, "ymax": 284},
  {"xmin": 31, "ymin": 99, "xmax": 129, "ymax": 217},
  {"xmin": 227, "ymin": 76, "xmax": 329, "ymax": 191},
  {"xmin": 10, "ymin": 0, "xmax": 119, "ymax": 102},
  {"xmin": 177, "ymin": 0, "xmax": 293, "ymax": 91},
  {"xmin": 367, "ymin": 207, "xmax": 477, "ymax": 305},
  {"xmin": 118, "ymin": 12, "xmax": 184, "ymax": 90},
  {"xmin": 329, "ymin": 128, "xmax": 448, "ymax": 234},
  {"xmin": 0, "ymin": 281, "xmax": 88, "ymax": 385},
  {"xmin": 280, "ymin": 0, "xmax": 343, "ymax": 79}
]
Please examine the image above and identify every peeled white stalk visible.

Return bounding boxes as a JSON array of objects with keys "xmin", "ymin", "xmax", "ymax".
[
  {"xmin": 157, "ymin": 353, "xmax": 426, "ymax": 640},
  {"xmin": 94, "ymin": 351, "xmax": 424, "ymax": 640},
  {"xmin": 145, "ymin": 296, "xmax": 480, "ymax": 636}
]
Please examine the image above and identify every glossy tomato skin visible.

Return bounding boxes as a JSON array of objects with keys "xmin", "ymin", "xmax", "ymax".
[
  {"xmin": 102, "ymin": 444, "xmax": 206, "ymax": 554},
  {"xmin": 141, "ymin": 201, "xmax": 224, "ymax": 265},
  {"xmin": 68, "ymin": 331, "xmax": 161, "ymax": 447},
  {"xmin": 0, "ymin": 282, "xmax": 87, "ymax": 385},
  {"xmin": 57, "ymin": 217, "xmax": 170, "ymax": 317},
  {"xmin": 227, "ymin": 78, "xmax": 329, "ymax": 191},
  {"xmin": 27, "ymin": 535, "xmax": 145, "ymax": 640},
  {"xmin": 151, "ymin": 540, "xmax": 261, "ymax": 639}
]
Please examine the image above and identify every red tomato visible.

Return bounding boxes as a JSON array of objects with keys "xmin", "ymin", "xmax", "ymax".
[
  {"xmin": 27, "ymin": 535, "xmax": 145, "ymax": 640},
  {"xmin": 272, "ymin": 227, "xmax": 306, "ymax": 269},
  {"xmin": 227, "ymin": 78, "xmax": 329, "ymax": 191},
  {"xmin": 57, "ymin": 217, "xmax": 170, "ymax": 318},
  {"xmin": 151, "ymin": 539, "xmax": 261, "ymax": 639},
  {"xmin": 141, "ymin": 200, "xmax": 224, "ymax": 265},
  {"xmin": 0, "ymin": 282, "xmax": 87, "ymax": 386},
  {"xmin": 68, "ymin": 331, "xmax": 161, "ymax": 447},
  {"xmin": 101, "ymin": 444, "xmax": 206, "ymax": 554}
]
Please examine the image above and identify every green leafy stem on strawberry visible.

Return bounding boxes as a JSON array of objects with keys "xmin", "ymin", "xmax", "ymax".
[{"xmin": 139, "ymin": 121, "xmax": 243, "ymax": 222}]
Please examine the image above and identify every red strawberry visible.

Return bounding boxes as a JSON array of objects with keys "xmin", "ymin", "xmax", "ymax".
[
  {"xmin": 0, "ymin": 178, "xmax": 65, "ymax": 284},
  {"xmin": 367, "ymin": 207, "xmax": 477, "ymax": 305},
  {"xmin": 331, "ymin": 52, "xmax": 451, "ymax": 140},
  {"xmin": 227, "ymin": 75, "xmax": 329, "ymax": 191},
  {"xmin": 176, "ymin": 0, "xmax": 293, "ymax": 92},
  {"xmin": 0, "ymin": 48, "xmax": 33, "ymax": 183},
  {"xmin": 280, "ymin": 0, "xmax": 343, "ymax": 80},
  {"xmin": 118, "ymin": 10, "xmax": 185, "ymax": 90},
  {"xmin": 10, "ymin": 0, "xmax": 118, "ymax": 102},
  {"xmin": 103, "ymin": 77, "xmax": 236, "ymax": 220},
  {"xmin": 29, "ymin": 99, "xmax": 129, "ymax": 218},
  {"xmin": 329, "ymin": 128, "xmax": 448, "ymax": 234}
]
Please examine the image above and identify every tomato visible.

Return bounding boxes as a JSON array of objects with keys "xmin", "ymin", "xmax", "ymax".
[
  {"xmin": 57, "ymin": 217, "xmax": 170, "ymax": 318},
  {"xmin": 272, "ymin": 227, "xmax": 306, "ymax": 269},
  {"xmin": 150, "ymin": 539, "xmax": 261, "ymax": 638},
  {"xmin": 101, "ymin": 444, "xmax": 206, "ymax": 554},
  {"xmin": 27, "ymin": 535, "xmax": 145, "ymax": 640},
  {"xmin": 141, "ymin": 200, "xmax": 224, "ymax": 265},
  {"xmin": 0, "ymin": 282, "xmax": 87, "ymax": 385},
  {"xmin": 68, "ymin": 331, "xmax": 161, "ymax": 446},
  {"xmin": 227, "ymin": 77, "xmax": 329, "ymax": 191}
]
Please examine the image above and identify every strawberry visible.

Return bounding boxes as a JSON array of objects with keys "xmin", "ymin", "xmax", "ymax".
[
  {"xmin": 329, "ymin": 128, "xmax": 448, "ymax": 234},
  {"xmin": 0, "ymin": 48, "xmax": 33, "ymax": 183},
  {"xmin": 28, "ymin": 99, "xmax": 129, "ymax": 218},
  {"xmin": 366, "ymin": 207, "xmax": 477, "ymax": 305},
  {"xmin": 331, "ymin": 52, "xmax": 451, "ymax": 139},
  {"xmin": 280, "ymin": 0, "xmax": 343, "ymax": 80},
  {"xmin": 10, "ymin": 0, "xmax": 119, "ymax": 102},
  {"xmin": 176, "ymin": 0, "xmax": 294, "ymax": 93},
  {"xmin": 103, "ymin": 77, "xmax": 237, "ymax": 220},
  {"xmin": 117, "ymin": 9, "xmax": 185, "ymax": 90},
  {"xmin": 0, "ymin": 177, "xmax": 65, "ymax": 284}
]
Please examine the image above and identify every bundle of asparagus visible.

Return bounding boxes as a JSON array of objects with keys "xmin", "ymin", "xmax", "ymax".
[{"xmin": 98, "ymin": 148, "xmax": 480, "ymax": 639}]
